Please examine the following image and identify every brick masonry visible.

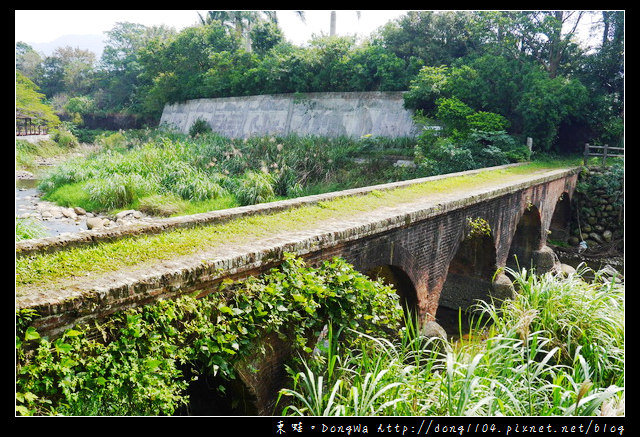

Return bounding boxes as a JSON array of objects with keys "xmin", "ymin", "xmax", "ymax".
[
  {"xmin": 16, "ymin": 165, "xmax": 579, "ymax": 414},
  {"xmin": 16, "ymin": 165, "xmax": 579, "ymax": 337}
]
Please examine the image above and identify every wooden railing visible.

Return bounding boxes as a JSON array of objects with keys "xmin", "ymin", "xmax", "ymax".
[
  {"xmin": 16, "ymin": 116, "xmax": 48, "ymax": 136},
  {"xmin": 583, "ymin": 143, "xmax": 624, "ymax": 167}
]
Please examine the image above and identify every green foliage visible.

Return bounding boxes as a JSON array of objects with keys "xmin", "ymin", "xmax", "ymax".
[
  {"xmin": 412, "ymin": 84, "xmax": 530, "ymax": 175},
  {"xmin": 50, "ymin": 126, "xmax": 79, "ymax": 148},
  {"xmin": 188, "ymin": 118, "xmax": 212, "ymax": 137},
  {"xmin": 405, "ymin": 55, "xmax": 592, "ymax": 153},
  {"xmin": 278, "ymin": 265, "xmax": 624, "ymax": 416},
  {"xmin": 16, "ymin": 217, "xmax": 47, "ymax": 241},
  {"xmin": 15, "ymin": 71, "xmax": 60, "ymax": 127},
  {"xmin": 403, "ymin": 65, "xmax": 449, "ymax": 114},
  {"xmin": 16, "ymin": 255, "xmax": 402, "ymax": 416}
]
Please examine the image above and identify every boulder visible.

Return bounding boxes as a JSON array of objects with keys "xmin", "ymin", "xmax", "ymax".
[
  {"xmin": 420, "ymin": 321, "xmax": 447, "ymax": 341},
  {"xmin": 86, "ymin": 217, "xmax": 107, "ymax": 230}
]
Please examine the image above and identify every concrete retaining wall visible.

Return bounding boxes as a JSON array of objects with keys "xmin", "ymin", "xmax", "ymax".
[{"xmin": 159, "ymin": 91, "xmax": 419, "ymax": 138}]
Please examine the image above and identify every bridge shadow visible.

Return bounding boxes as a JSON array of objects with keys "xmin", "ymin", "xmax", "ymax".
[
  {"xmin": 436, "ymin": 220, "xmax": 497, "ymax": 338},
  {"xmin": 366, "ymin": 264, "xmax": 418, "ymax": 324},
  {"xmin": 175, "ymin": 363, "xmax": 259, "ymax": 416}
]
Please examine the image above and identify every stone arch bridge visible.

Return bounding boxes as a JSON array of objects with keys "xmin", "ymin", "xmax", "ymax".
[{"xmin": 16, "ymin": 163, "xmax": 579, "ymax": 414}]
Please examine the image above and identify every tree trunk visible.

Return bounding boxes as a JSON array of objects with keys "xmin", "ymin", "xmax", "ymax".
[{"xmin": 330, "ymin": 11, "xmax": 336, "ymax": 36}]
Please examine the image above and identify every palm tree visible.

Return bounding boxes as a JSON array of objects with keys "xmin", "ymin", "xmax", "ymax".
[
  {"xmin": 198, "ymin": 11, "xmax": 306, "ymax": 51},
  {"xmin": 329, "ymin": 10, "xmax": 360, "ymax": 36}
]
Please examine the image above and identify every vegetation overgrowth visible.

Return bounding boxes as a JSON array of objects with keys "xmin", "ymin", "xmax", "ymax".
[
  {"xmin": 32, "ymin": 126, "xmax": 538, "ymax": 218},
  {"xmin": 16, "ymin": 255, "xmax": 403, "ymax": 416},
  {"xmin": 277, "ymin": 264, "xmax": 624, "ymax": 416},
  {"xmin": 16, "ymin": 160, "xmax": 579, "ymax": 289},
  {"xmin": 16, "ymin": 256, "xmax": 624, "ymax": 416},
  {"xmin": 16, "ymin": 11, "xmax": 623, "ymax": 155}
]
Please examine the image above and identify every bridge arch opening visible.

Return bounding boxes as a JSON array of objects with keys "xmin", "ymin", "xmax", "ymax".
[
  {"xmin": 176, "ymin": 363, "xmax": 258, "ymax": 416},
  {"xmin": 366, "ymin": 265, "xmax": 419, "ymax": 323},
  {"xmin": 507, "ymin": 205, "xmax": 542, "ymax": 271},
  {"xmin": 436, "ymin": 219, "xmax": 497, "ymax": 336},
  {"xmin": 548, "ymin": 192, "xmax": 572, "ymax": 243}
]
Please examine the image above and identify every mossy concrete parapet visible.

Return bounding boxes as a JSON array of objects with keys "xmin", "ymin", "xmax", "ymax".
[
  {"xmin": 15, "ymin": 163, "xmax": 528, "ymax": 258},
  {"xmin": 159, "ymin": 91, "xmax": 419, "ymax": 138},
  {"xmin": 16, "ymin": 163, "xmax": 580, "ymax": 340}
]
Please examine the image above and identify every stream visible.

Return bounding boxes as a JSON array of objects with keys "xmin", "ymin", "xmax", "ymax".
[{"xmin": 15, "ymin": 177, "xmax": 91, "ymax": 237}]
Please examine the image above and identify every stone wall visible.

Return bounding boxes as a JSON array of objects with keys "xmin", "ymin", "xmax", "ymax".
[
  {"xmin": 568, "ymin": 165, "xmax": 624, "ymax": 251},
  {"xmin": 159, "ymin": 91, "xmax": 419, "ymax": 138}
]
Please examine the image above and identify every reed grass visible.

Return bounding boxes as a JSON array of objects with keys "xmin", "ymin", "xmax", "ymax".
[{"xmin": 277, "ymin": 265, "xmax": 624, "ymax": 416}]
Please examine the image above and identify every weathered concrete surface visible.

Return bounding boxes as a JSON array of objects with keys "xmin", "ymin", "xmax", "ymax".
[
  {"xmin": 15, "ymin": 164, "xmax": 580, "ymax": 416},
  {"xmin": 159, "ymin": 92, "xmax": 419, "ymax": 138},
  {"xmin": 16, "ymin": 164, "xmax": 580, "ymax": 340}
]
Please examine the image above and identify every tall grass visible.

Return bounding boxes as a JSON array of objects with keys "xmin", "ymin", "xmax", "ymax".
[
  {"xmin": 277, "ymin": 265, "xmax": 624, "ymax": 416},
  {"xmin": 36, "ymin": 131, "xmax": 421, "ymax": 214},
  {"xmin": 16, "ymin": 217, "xmax": 47, "ymax": 242}
]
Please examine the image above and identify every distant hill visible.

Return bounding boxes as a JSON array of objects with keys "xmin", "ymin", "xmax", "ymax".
[{"xmin": 27, "ymin": 34, "xmax": 106, "ymax": 59}]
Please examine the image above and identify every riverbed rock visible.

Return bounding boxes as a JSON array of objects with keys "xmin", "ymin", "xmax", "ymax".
[
  {"xmin": 533, "ymin": 245, "xmax": 560, "ymax": 273},
  {"xmin": 61, "ymin": 207, "xmax": 77, "ymax": 219},
  {"xmin": 492, "ymin": 272, "xmax": 515, "ymax": 301},
  {"xmin": 86, "ymin": 217, "xmax": 108, "ymax": 230},
  {"xmin": 74, "ymin": 207, "xmax": 87, "ymax": 215},
  {"xmin": 420, "ymin": 321, "xmax": 448, "ymax": 341},
  {"xmin": 557, "ymin": 263, "xmax": 576, "ymax": 276}
]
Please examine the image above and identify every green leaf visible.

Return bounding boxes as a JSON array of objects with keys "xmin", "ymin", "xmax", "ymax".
[
  {"xmin": 24, "ymin": 326, "xmax": 40, "ymax": 341},
  {"xmin": 64, "ymin": 329, "xmax": 82, "ymax": 337},
  {"xmin": 146, "ymin": 359, "xmax": 163, "ymax": 370}
]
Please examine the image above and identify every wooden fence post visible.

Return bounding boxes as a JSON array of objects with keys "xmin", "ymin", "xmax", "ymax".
[{"xmin": 583, "ymin": 143, "xmax": 589, "ymax": 166}]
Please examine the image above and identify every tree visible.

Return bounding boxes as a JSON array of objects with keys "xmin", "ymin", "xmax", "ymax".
[
  {"xmin": 16, "ymin": 42, "xmax": 42, "ymax": 80},
  {"xmin": 249, "ymin": 21, "xmax": 284, "ymax": 56},
  {"xmin": 378, "ymin": 11, "xmax": 478, "ymax": 66},
  {"xmin": 15, "ymin": 71, "xmax": 60, "ymax": 127},
  {"xmin": 97, "ymin": 22, "xmax": 175, "ymax": 112},
  {"xmin": 329, "ymin": 11, "xmax": 360, "ymax": 37}
]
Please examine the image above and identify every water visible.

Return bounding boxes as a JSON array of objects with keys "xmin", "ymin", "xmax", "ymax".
[{"xmin": 16, "ymin": 179, "xmax": 88, "ymax": 237}]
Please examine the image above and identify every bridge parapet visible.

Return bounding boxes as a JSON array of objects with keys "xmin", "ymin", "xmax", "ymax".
[
  {"xmin": 16, "ymin": 163, "xmax": 580, "ymax": 341},
  {"xmin": 16, "ymin": 164, "xmax": 527, "ymax": 258}
]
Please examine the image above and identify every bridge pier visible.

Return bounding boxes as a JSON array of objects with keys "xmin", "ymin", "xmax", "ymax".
[{"xmin": 16, "ymin": 165, "xmax": 580, "ymax": 415}]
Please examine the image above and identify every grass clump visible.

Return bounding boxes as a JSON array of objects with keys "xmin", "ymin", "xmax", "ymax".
[
  {"xmin": 277, "ymin": 265, "xmax": 624, "ymax": 416},
  {"xmin": 16, "ymin": 217, "xmax": 47, "ymax": 242}
]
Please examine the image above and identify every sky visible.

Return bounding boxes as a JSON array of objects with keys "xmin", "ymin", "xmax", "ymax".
[{"xmin": 15, "ymin": 10, "xmax": 410, "ymax": 47}]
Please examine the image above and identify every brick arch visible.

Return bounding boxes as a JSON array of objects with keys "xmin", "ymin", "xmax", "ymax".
[
  {"xmin": 549, "ymin": 191, "xmax": 572, "ymax": 242},
  {"xmin": 435, "ymin": 217, "xmax": 498, "ymax": 334},
  {"xmin": 438, "ymin": 220, "xmax": 498, "ymax": 310},
  {"xmin": 507, "ymin": 204, "xmax": 543, "ymax": 270},
  {"xmin": 352, "ymin": 238, "xmax": 421, "ymax": 321},
  {"xmin": 366, "ymin": 264, "xmax": 419, "ymax": 321}
]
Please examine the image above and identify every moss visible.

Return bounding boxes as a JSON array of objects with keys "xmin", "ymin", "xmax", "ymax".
[{"xmin": 16, "ymin": 162, "xmax": 577, "ymax": 288}]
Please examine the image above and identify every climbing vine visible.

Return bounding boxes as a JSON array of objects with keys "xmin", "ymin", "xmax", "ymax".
[
  {"xmin": 16, "ymin": 254, "xmax": 403, "ymax": 416},
  {"xmin": 466, "ymin": 217, "xmax": 492, "ymax": 239}
]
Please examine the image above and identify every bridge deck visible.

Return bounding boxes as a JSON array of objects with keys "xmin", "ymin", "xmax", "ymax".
[{"xmin": 16, "ymin": 164, "xmax": 579, "ymax": 337}]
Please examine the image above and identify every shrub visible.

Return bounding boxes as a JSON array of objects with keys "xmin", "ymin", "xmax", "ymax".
[
  {"xmin": 188, "ymin": 118, "xmax": 212, "ymax": 137},
  {"xmin": 234, "ymin": 170, "xmax": 276, "ymax": 206},
  {"xmin": 50, "ymin": 127, "xmax": 79, "ymax": 148}
]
